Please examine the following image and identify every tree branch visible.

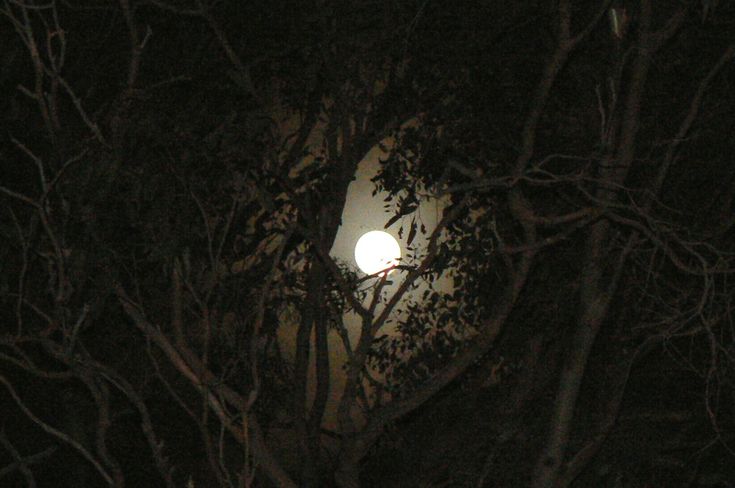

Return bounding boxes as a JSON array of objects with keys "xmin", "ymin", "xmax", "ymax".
[{"xmin": 0, "ymin": 374, "xmax": 113, "ymax": 485}]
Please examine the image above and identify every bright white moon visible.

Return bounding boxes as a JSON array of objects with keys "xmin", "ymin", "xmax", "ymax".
[{"xmin": 354, "ymin": 231, "xmax": 401, "ymax": 275}]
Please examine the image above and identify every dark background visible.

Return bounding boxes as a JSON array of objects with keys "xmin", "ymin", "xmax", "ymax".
[{"xmin": 1, "ymin": 1, "xmax": 734, "ymax": 487}]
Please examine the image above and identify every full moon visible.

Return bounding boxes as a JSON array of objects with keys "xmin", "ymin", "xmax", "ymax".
[{"xmin": 354, "ymin": 231, "xmax": 401, "ymax": 276}]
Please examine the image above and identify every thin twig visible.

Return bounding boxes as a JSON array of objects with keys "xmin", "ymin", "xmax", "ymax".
[{"xmin": 0, "ymin": 374, "xmax": 113, "ymax": 485}]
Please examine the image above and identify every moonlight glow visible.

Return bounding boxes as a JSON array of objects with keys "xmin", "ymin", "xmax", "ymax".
[{"xmin": 354, "ymin": 231, "xmax": 401, "ymax": 275}]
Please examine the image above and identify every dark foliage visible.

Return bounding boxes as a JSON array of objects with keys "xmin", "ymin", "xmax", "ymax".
[{"xmin": 1, "ymin": 1, "xmax": 734, "ymax": 487}]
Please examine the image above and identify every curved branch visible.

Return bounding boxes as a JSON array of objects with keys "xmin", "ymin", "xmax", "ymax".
[
  {"xmin": 0, "ymin": 374, "xmax": 113, "ymax": 486},
  {"xmin": 115, "ymin": 285, "xmax": 298, "ymax": 488},
  {"xmin": 0, "ymin": 445, "xmax": 57, "ymax": 481}
]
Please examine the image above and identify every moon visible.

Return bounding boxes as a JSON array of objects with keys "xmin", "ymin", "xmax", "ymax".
[{"xmin": 354, "ymin": 231, "xmax": 401, "ymax": 276}]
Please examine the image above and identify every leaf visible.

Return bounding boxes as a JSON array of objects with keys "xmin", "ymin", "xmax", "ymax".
[
  {"xmin": 385, "ymin": 214, "xmax": 401, "ymax": 229},
  {"xmin": 407, "ymin": 217, "xmax": 417, "ymax": 246},
  {"xmin": 400, "ymin": 204, "xmax": 418, "ymax": 217}
]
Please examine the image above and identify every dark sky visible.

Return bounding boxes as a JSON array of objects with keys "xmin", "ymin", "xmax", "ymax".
[{"xmin": 1, "ymin": 2, "xmax": 735, "ymax": 487}]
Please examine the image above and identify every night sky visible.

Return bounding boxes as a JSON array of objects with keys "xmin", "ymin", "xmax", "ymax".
[{"xmin": 1, "ymin": 1, "xmax": 735, "ymax": 487}]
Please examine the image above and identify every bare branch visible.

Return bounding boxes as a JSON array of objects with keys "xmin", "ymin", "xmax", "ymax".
[
  {"xmin": 654, "ymin": 43, "xmax": 735, "ymax": 198},
  {"xmin": 0, "ymin": 445, "xmax": 57, "ymax": 480},
  {"xmin": 0, "ymin": 430, "xmax": 37, "ymax": 487},
  {"xmin": 115, "ymin": 285, "xmax": 298, "ymax": 488},
  {"xmin": 0, "ymin": 374, "xmax": 113, "ymax": 485},
  {"xmin": 0, "ymin": 185, "xmax": 40, "ymax": 208}
]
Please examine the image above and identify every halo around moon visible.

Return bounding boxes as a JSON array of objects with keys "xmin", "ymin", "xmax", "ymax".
[{"xmin": 354, "ymin": 231, "xmax": 401, "ymax": 275}]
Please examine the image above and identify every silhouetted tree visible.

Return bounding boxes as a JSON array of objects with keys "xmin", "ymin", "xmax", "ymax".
[{"xmin": 1, "ymin": 1, "xmax": 734, "ymax": 487}]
